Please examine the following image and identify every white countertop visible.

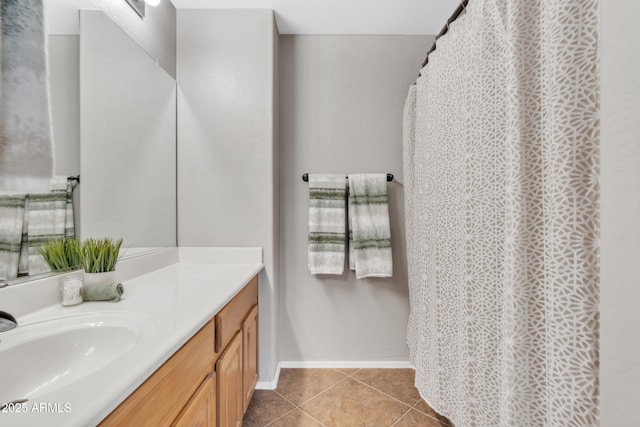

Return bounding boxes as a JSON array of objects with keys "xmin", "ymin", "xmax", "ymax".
[{"xmin": 1, "ymin": 254, "xmax": 263, "ymax": 426}]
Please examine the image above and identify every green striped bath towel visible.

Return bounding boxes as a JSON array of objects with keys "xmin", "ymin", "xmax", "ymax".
[
  {"xmin": 308, "ymin": 174, "xmax": 347, "ymax": 275},
  {"xmin": 348, "ymin": 174, "xmax": 393, "ymax": 278}
]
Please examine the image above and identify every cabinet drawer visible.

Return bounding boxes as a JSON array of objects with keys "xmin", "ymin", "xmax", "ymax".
[
  {"xmin": 100, "ymin": 319, "xmax": 215, "ymax": 427},
  {"xmin": 215, "ymin": 276, "xmax": 258, "ymax": 352}
]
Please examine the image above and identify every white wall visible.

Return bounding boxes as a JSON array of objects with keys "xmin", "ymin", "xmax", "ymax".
[
  {"xmin": 177, "ymin": 9, "xmax": 280, "ymax": 383},
  {"xmin": 600, "ymin": 1, "xmax": 640, "ymax": 425},
  {"xmin": 279, "ymin": 35, "xmax": 431, "ymax": 363}
]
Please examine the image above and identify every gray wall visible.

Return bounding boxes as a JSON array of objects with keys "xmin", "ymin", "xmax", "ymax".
[
  {"xmin": 271, "ymin": 14, "xmax": 281, "ymax": 381},
  {"xmin": 80, "ymin": 11, "xmax": 177, "ymax": 248},
  {"xmin": 177, "ymin": 9, "xmax": 280, "ymax": 383},
  {"xmin": 279, "ymin": 35, "xmax": 432, "ymax": 363},
  {"xmin": 47, "ymin": 0, "xmax": 176, "ymax": 77},
  {"xmin": 50, "ymin": 36, "xmax": 80, "ymax": 179},
  {"xmin": 600, "ymin": 1, "xmax": 640, "ymax": 425},
  {"xmin": 97, "ymin": 0, "xmax": 176, "ymax": 77}
]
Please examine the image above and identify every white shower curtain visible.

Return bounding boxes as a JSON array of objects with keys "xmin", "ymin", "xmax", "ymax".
[{"xmin": 404, "ymin": 1, "xmax": 600, "ymax": 426}]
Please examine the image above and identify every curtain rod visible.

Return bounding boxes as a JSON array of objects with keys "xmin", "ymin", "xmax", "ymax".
[{"xmin": 420, "ymin": 0, "xmax": 469, "ymax": 69}]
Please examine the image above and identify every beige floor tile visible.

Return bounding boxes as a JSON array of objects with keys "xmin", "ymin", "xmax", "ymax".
[
  {"xmin": 276, "ymin": 368, "xmax": 347, "ymax": 406},
  {"xmin": 352, "ymin": 369, "xmax": 422, "ymax": 405},
  {"xmin": 335, "ymin": 368, "xmax": 361, "ymax": 376},
  {"xmin": 243, "ymin": 390, "xmax": 296, "ymax": 427},
  {"xmin": 393, "ymin": 409, "xmax": 444, "ymax": 427},
  {"xmin": 412, "ymin": 400, "xmax": 453, "ymax": 426},
  {"xmin": 269, "ymin": 409, "xmax": 324, "ymax": 427},
  {"xmin": 300, "ymin": 377, "xmax": 410, "ymax": 427}
]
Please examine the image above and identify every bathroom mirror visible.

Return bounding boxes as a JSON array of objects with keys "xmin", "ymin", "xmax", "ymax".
[
  {"xmin": 78, "ymin": 10, "xmax": 177, "ymax": 252},
  {"xmin": 0, "ymin": 10, "xmax": 176, "ymax": 284}
]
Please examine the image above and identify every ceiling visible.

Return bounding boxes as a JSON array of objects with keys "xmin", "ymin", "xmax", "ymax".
[{"xmin": 169, "ymin": 0, "xmax": 460, "ymax": 35}]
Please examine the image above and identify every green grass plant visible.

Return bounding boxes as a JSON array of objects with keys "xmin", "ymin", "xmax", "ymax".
[{"xmin": 82, "ymin": 238, "xmax": 123, "ymax": 273}]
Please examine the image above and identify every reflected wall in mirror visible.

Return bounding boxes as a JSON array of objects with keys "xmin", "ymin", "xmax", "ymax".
[{"xmin": 79, "ymin": 10, "xmax": 177, "ymax": 253}]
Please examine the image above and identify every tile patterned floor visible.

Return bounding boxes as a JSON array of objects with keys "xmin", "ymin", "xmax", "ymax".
[{"xmin": 243, "ymin": 368, "xmax": 454, "ymax": 427}]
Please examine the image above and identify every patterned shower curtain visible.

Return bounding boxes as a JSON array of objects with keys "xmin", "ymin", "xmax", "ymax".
[{"xmin": 403, "ymin": 1, "xmax": 600, "ymax": 426}]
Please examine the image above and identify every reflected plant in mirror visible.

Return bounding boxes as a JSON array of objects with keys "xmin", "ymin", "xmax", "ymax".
[{"xmin": 38, "ymin": 239, "xmax": 83, "ymax": 273}]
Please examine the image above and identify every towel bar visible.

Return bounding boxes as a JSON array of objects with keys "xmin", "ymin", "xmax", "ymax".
[{"xmin": 302, "ymin": 173, "xmax": 393, "ymax": 182}]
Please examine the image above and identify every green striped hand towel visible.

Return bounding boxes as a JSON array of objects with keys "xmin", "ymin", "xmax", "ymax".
[
  {"xmin": 348, "ymin": 174, "xmax": 393, "ymax": 278},
  {"xmin": 308, "ymin": 174, "xmax": 347, "ymax": 275}
]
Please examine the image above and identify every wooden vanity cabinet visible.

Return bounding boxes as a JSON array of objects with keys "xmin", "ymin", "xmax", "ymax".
[
  {"xmin": 215, "ymin": 276, "xmax": 259, "ymax": 426},
  {"xmin": 216, "ymin": 332, "xmax": 243, "ymax": 427},
  {"xmin": 99, "ymin": 275, "xmax": 259, "ymax": 427},
  {"xmin": 242, "ymin": 304, "xmax": 259, "ymax": 412},
  {"xmin": 99, "ymin": 320, "xmax": 216, "ymax": 427}
]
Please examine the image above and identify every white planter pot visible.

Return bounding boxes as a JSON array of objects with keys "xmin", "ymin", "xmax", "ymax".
[{"xmin": 84, "ymin": 271, "xmax": 117, "ymax": 287}]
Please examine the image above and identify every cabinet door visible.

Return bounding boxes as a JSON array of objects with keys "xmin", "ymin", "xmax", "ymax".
[
  {"xmin": 242, "ymin": 305, "xmax": 259, "ymax": 412},
  {"xmin": 217, "ymin": 331, "xmax": 243, "ymax": 427},
  {"xmin": 172, "ymin": 373, "xmax": 216, "ymax": 427}
]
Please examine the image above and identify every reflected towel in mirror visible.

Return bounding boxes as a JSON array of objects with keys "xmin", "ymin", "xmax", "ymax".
[
  {"xmin": 0, "ymin": 195, "xmax": 26, "ymax": 280},
  {"xmin": 19, "ymin": 192, "xmax": 68, "ymax": 276}
]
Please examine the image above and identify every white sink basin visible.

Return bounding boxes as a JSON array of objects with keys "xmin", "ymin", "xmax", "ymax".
[{"xmin": 0, "ymin": 312, "xmax": 155, "ymax": 405}]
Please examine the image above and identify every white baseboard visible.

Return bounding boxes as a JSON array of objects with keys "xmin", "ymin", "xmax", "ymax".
[
  {"xmin": 255, "ymin": 363, "xmax": 282, "ymax": 390},
  {"xmin": 255, "ymin": 361, "xmax": 412, "ymax": 389},
  {"xmin": 279, "ymin": 361, "xmax": 413, "ymax": 369}
]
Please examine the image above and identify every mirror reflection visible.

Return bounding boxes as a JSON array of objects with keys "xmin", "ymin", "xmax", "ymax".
[
  {"xmin": 79, "ymin": 10, "xmax": 176, "ymax": 253},
  {"xmin": 0, "ymin": 7, "xmax": 177, "ymax": 283}
]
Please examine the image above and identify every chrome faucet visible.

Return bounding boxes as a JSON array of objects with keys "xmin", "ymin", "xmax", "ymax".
[{"xmin": 0, "ymin": 311, "xmax": 17, "ymax": 333}]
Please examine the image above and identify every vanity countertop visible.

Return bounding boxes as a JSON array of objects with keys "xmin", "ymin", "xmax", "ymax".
[{"xmin": 1, "ymin": 256, "xmax": 263, "ymax": 427}]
